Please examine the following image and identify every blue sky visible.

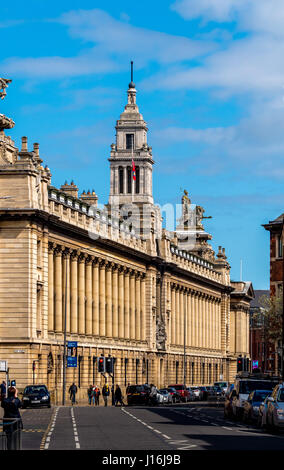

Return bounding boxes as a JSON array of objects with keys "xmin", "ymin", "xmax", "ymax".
[{"xmin": 1, "ymin": 0, "xmax": 284, "ymax": 289}]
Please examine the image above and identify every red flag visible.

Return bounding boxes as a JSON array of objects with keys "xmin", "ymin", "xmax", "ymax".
[{"xmin": 132, "ymin": 158, "xmax": 136, "ymax": 181}]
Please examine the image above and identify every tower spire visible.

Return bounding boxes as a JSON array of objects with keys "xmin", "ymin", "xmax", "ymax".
[{"xmin": 131, "ymin": 61, "xmax": 133, "ymax": 83}]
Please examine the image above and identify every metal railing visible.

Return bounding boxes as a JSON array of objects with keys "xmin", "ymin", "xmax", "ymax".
[{"xmin": 0, "ymin": 418, "xmax": 22, "ymax": 450}]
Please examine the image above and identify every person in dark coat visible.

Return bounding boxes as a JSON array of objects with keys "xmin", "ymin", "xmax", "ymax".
[
  {"xmin": 102, "ymin": 383, "xmax": 110, "ymax": 407},
  {"xmin": 69, "ymin": 383, "xmax": 78, "ymax": 405},
  {"xmin": 1, "ymin": 387, "xmax": 23, "ymax": 450},
  {"xmin": 114, "ymin": 385, "xmax": 124, "ymax": 406}
]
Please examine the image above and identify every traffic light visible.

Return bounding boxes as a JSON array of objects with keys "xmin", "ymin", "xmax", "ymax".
[
  {"xmin": 237, "ymin": 357, "xmax": 243, "ymax": 372},
  {"xmin": 106, "ymin": 357, "xmax": 114, "ymax": 374},
  {"xmin": 98, "ymin": 356, "xmax": 105, "ymax": 373}
]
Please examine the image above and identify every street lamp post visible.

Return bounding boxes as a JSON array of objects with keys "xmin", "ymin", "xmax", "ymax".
[{"xmin": 62, "ymin": 253, "xmax": 68, "ymax": 405}]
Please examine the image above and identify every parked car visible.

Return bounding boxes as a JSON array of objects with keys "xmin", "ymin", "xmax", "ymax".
[
  {"xmin": 168, "ymin": 384, "xmax": 190, "ymax": 402},
  {"xmin": 214, "ymin": 381, "xmax": 229, "ymax": 394},
  {"xmin": 206, "ymin": 386, "xmax": 216, "ymax": 397},
  {"xmin": 186, "ymin": 387, "xmax": 195, "ymax": 401},
  {"xmin": 126, "ymin": 385, "xmax": 150, "ymax": 405},
  {"xmin": 242, "ymin": 390, "xmax": 272, "ymax": 423},
  {"xmin": 157, "ymin": 389, "xmax": 173, "ymax": 404},
  {"xmin": 165, "ymin": 387, "xmax": 180, "ymax": 403},
  {"xmin": 231, "ymin": 374, "xmax": 279, "ymax": 420},
  {"xmin": 213, "ymin": 386, "xmax": 223, "ymax": 397},
  {"xmin": 198, "ymin": 387, "xmax": 208, "ymax": 401},
  {"xmin": 263, "ymin": 383, "xmax": 284, "ymax": 431},
  {"xmin": 191, "ymin": 387, "xmax": 202, "ymax": 400},
  {"xmin": 22, "ymin": 384, "xmax": 51, "ymax": 408}
]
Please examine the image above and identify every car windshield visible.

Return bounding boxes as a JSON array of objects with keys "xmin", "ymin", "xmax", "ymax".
[
  {"xmin": 214, "ymin": 382, "xmax": 227, "ymax": 388},
  {"xmin": 239, "ymin": 381, "xmax": 278, "ymax": 394},
  {"xmin": 278, "ymin": 390, "xmax": 284, "ymax": 402},
  {"xmin": 253, "ymin": 391, "xmax": 271, "ymax": 402},
  {"xmin": 24, "ymin": 386, "xmax": 47, "ymax": 394},
  {"xmin": 159, "ymin": 390, "xmax": 167, "ymax": 394}
]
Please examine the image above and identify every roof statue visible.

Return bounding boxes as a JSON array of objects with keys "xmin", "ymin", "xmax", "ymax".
[{"xmin": 0, "ymin": 78, "xmax": 12, "ymax": 100}]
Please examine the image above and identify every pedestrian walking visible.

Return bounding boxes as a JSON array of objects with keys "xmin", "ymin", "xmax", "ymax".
[
  {"xmin": 114, "ymin": 385, "xmax": 124, "ymax": 406},
  {"xmin": 87, "ymin": 384, "xmax": 94, "ymax": 405},
  {"xmin": 1, "ymin": 386, "xmax": 23, "ymax": 450},
  {"xmin": 102, "ymin": 383, "xmax": 110, "ymax": 407},
  {"xmin": 69, "ymin": 382, "xmax": 78, "ymax": 405},
  {"xmin": 0, "ymin": 380, "xmax": 6, "ymax": 401}
]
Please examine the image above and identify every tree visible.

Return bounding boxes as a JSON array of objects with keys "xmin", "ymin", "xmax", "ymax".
[{"xmin": 258, "ymin": 294, "xmax": 282, "ymax": 343}]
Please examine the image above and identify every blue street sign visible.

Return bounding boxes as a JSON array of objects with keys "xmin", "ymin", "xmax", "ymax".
[{"xmin": 67, "ymin": 341, "xmax": 78, "ymax": 368}]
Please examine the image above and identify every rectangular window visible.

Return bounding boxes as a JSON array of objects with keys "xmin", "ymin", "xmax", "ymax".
[{"xmin": 126, "ymin": 134, "xmax": 134, "ymax": 150}]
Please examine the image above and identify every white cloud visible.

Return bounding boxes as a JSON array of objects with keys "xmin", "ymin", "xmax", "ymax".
[
  {"xmin": 153, "ymin": 100, "xmax": 284, "ymax": 179},
  {"xmin": 0, "ymin": 9, "xmax": 215, "ymax": 79},
  {"xmin": 57, "ymin": 9, "xmax": 213, "ymax": 65},
  {"xmin": 172, "ymin": 0, "xmax": 284, "ymax": 37}
]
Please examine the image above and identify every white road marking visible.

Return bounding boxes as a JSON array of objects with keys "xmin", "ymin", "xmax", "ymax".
[
  {"xmin": 71, "ymin": 407, "xmax": 80, "ymax": 449},
  {"xmin": 44, "ymin": 406, "xmax": 59, "ymax": 450}
]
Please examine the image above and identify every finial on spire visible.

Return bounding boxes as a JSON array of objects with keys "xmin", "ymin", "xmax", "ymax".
[{"xmin": 129, "ymin": 60, "xmax": 135, "ymax": 89}]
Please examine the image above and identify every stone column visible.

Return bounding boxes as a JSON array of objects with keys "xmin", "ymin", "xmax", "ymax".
[
  {"xmin": 124, "ymin": 269, "xmax": 130, "ymax": 339},
  {"xmin": 141, "ymin": 274, "xmax": 146, "ymax": 341},
  {"xmin": 176, "ymin": 287, "xmax": 180, "ymax": 345},
  {"xmin": 85, "ymin": 256, "xmax": 93, "ymax": 336},
  {"xmin": 130, "ymin": 270, "xmax": 136, "ymax": 340},
  {"xmin": 208, "ymin": 297, "xmax": 212, "ymax": 349},
  {"xmin": 118, "ymin": 266, "xmax": 125, "ymax": 338},
  {"xmin": 62, "ymin": 248, "xmax": 71, "ymax": 334},
  {"xmin": 180, "ymin": 287, "xmax": 184, "ymax": 347},
  {"xmin": 106, "ymin": 262, "xmax": 113, "ymax": 338},
  {"xmin": 92, "ymin": 258, "xmax": 99, "ymax": 336},
  {"xmin": 48, "ymin": 243, "xmax": 55, "ymax": 332},
  {"xmin": 123, "ymin": 166, "xmax": 127, "ymax": 195},
  {"xmin": 205, "ymin": 295, "xmax": 209, "ymax": 349},
  {"xmin": 99, "ymin": 259, "xmax": 106, "ymax": 337},
  {"xmin": 112, "ymin": 265, "xmax": 119, "ymax": 338},
  {"xmin": 187, "ymin": 291, "xmax": 191, "ymax": 347},
  {"xmin": 54, "ymin": 245, "xmax": 63, "ymax": 332},
  {"xmin": 202, "ymin": 294, "xmax": 206, "ymax": 348},
  {"xmin": 171, "ymin": 285, "xmax": 176, "ymax": 346},
  {"xmin": 135, "ymin": 273, "xmax": 141, "ymax": 341},
  {"xmin": 70, "ymin": 251, "xmax": 78, "ymax": 334},
  {"xmin": 78, "ymin": 253, "xmax": 86, "ymax": 335}
]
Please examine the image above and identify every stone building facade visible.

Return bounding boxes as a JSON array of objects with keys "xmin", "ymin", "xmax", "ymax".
[{"xmin": 0, "ymin": 78, "xmax": 253, "ymax": 402}]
